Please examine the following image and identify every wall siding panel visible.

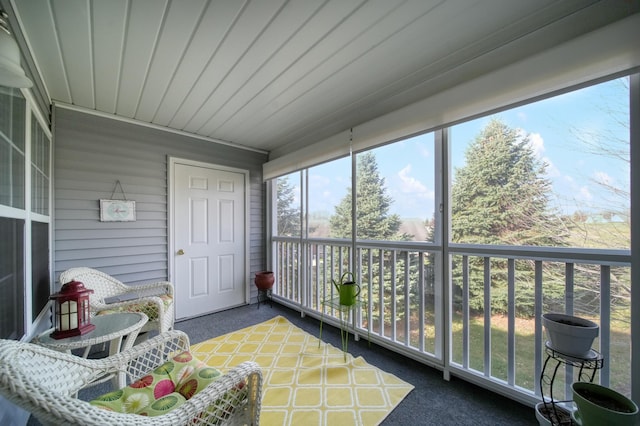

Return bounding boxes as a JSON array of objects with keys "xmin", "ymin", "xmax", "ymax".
[{"xmin": 54, "ymin": 107, "xmax": 267, "ymax": 307}]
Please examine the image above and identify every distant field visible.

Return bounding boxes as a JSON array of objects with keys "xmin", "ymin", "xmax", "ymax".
[
  {"xmin": 308, "ymin": 215, "xmax": 629, "ymax": 249},
  {"xmin": 309, "ymin": 216, "xmax": 428, "ymax": 240},
  {"xmin": 565, "ymin": 221, "xmax": 629, "ymax": 249}
]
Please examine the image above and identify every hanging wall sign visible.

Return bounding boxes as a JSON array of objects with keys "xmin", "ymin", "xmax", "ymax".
[
  {"xmin": 100, "ymin": 180, "xmax": 136, "ymax": 222},
  {"xmin": 100, "ymin": 199, "xmax": 136, "ymax": 222}
]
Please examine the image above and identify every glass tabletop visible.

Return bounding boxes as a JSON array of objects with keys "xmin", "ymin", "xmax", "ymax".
[{"xmin": 37, "ymin": 312, "xmax": 146, "ymax": 347}]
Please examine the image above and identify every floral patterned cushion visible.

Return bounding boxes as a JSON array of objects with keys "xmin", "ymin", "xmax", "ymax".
[
  {"xmin": 90, "ymin": 351, "xmax": 222, "ymax": 416},
  {"xmin": 96, "ymin": 294, "xmax": 173, "ymax": 321}
]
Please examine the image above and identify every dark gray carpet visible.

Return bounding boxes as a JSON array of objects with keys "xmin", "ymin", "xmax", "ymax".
[{"xmin": 29, "ymin": 301, "xmax": 537, "ymax": 425}]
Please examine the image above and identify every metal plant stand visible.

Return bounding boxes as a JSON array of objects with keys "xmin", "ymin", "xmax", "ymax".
[
  {"xmin": 539, "ymin": 342, "xmax": 603, "ymax": 425},
  {"xmin": 257, "ymin": 288, "xmax": 273, "ymax": 308}
]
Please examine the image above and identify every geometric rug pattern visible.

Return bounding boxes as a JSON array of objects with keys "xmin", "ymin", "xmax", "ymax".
[{"xmin": 190, "ymin": 316, "xmax": 414, "ymax": 426}]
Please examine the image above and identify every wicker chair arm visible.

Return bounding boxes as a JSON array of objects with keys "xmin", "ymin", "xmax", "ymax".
[
  {"xmin": 94, "ymin": 295, "xmax": 166, "ymax": 313},
  {"xmin": 122, "ymin": 281, "xmax": 174, "ymax": 297},
  {"xmin": 1, "ymin": 342, "xmax": 113, "ymax": 396}
]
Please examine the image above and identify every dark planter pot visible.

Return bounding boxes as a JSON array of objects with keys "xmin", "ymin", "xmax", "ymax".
[
  {"xmin": 255, "ymin": 271, "xmax": 274, "ymax": 290},
  {"xmin": 572, "ymin": 382, "xmax": 639, "ymax": 426}
]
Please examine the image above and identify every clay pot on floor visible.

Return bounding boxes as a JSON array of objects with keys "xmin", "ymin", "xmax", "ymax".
[{"xmin": 255, "ymin": 271, "xmax": 274, "ymax": 290}]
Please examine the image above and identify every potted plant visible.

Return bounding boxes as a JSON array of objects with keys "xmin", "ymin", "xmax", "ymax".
[
  {"xmin": 542, "ymin": 313, "xmax": 599, "ymax": 358},
  {"xmin": 535, "ymin": 401, "xmax": 572, "ymax": 426},
  {"xmin": 571, "ymin": 382, "xmax": 638, "ymax": 426}
]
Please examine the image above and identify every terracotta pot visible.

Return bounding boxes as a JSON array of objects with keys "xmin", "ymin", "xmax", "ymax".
[{"xmin": 255, "ymin": 271, "xmax": 274, "ymax": 290}]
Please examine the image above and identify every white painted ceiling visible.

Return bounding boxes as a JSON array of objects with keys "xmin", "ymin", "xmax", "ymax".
[{"xmin": 10, "ymin": 0, "xmax": 637, "ymax": 157}]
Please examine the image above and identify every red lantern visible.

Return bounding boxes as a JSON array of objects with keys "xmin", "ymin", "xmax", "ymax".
[{"xmin": 49, "ymin": 280, "xmax": 95, "ymax": 339}]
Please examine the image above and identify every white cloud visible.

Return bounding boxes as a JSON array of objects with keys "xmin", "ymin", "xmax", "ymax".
[
  {"xmin": 398, "ymin": 164, "xmax": 428, "ymax": 196},
  {"xmin": 515, "ymin": 128, "xmax": 545, "ymax": 158},
  {"xmin": 528, "ymin": 132, "xmax": 545, "ymax": 158},
  {"xmin": 579, "ymin": 186, "xmax": 593, "ymax": 201},
  {"xmin": 386, "ymin": 164, "xmax": 436, "ymax": 217},
  {"xmin": 544, "ymin": 157, "xmax": 560, "ymax": 177},
  {"xmin": 594, "ymin": 171, "xmax": 612, "ymax": 186}
]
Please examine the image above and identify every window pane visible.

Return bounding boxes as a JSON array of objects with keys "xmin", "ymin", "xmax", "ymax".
[
  {"xmin": 31, "ymin": 221, "xmax": 50, "ymax": 321},
  {"xmin": 11, "ymin": 148, "xmax": 25, "ymax": 209},
  {"xmin": 450, "ymin": 77, "xmax": 630, "ymax": 250},
  {"xmin": 0, "ymin": 87, "xmax": 25, "ymax": 151},
  {"xmin": 308, "ymin": 157, "xmax": 351, "ymax": 238},
  {"xmin": 352, "ymin": 134, "xmax": 435, "ymax": 242},
  {"xmin": 0, "ymin": 217, "xmax": 25, "ymax": 339},
  {"xmin": 0, "ymin": 87, "xmax": 26, "ymax": 209},
  {"xmin": 275, "ymin": 173, "xmax": 301, "ymax": 237},
  {"xmin": 31, "ymin": 114, "xmax": 50, "ymax": 215}
]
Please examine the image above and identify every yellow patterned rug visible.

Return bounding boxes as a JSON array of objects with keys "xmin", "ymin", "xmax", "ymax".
[{"xmin": 190, "ymin": 316, "xmax": 414, "ymax": 426}]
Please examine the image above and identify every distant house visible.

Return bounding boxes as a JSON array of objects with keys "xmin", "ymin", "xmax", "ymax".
[{"xmin": 586, "ymin": 214, "xmax": 626, "ymax": 224}]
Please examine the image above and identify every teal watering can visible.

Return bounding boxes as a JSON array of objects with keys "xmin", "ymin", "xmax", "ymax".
[{"xmin": 332, "ymin": 272, "xmax": 360, "ymax": 306}]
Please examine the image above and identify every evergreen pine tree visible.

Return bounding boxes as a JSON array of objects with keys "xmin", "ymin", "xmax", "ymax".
[
  {"xmin": 452, "ymin": 118, "xmax": 565, "ymax": 246},
  {"xmin": 330, "ymin": 152, "xmax": 408, "ymax": 240},
  {"xmin": 277, "ymin": 177, "xmax": 300, "ymax": 236},
  {"xmin": 451, "ymin": 118, "xmax": 567, "ymax": 315},
  {"xmin": 329, "ymin": 152, "xmax": 413, "ymax": 329}
]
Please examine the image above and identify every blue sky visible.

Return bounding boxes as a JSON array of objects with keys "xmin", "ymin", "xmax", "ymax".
[{"xmin": 296, "ymin": 77, "xmax": 630, "ymax": 220}]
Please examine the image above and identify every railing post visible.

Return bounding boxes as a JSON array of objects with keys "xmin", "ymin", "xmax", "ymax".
[
  {"xmin": 600, "ymin": 265, "xmax": 611, "ymax": 386},
  {"xmin": 565, "ymin": 263, "xmax": 575, "ymax": 397},
  {"xmin": 483, "ymin": 256, "xmax": 491, "ymax": 377},
  {"xmin": 462, "ymin": 255, "xmax": 469, "ymax": 369},
  {"xmin": 507, "ymin": 258, "xmax": 515, "ymax": 386},
  {"xmin": 534, "ymin": 260, "xmax": 543, "ymax": 397}
]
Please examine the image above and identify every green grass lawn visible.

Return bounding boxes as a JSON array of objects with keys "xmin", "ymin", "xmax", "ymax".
[
  {"xmin": 449, "ymin": 314, "xmax": 632, "ymax": 398},
  {"xmin": 566, "ymin": 221, "xmax": 629, "ymax": 249}
]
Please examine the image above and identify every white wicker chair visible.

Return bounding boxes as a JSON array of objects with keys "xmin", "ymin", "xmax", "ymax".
[
  {"xmin": 0, "ymin": 331, "xmax": 263, "ymax": 426},
  {"xmin": 59, "ymin": 267, "xmax": 175, "ymax": 334}
]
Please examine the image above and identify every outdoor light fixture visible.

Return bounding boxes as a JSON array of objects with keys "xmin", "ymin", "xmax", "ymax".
[
  {"xmin": 49, "ymin": 280, "xmax": 95, "ymax": 339},
  {"xmin": 0, "ymin": 10, "xmax": 32, "ymax": 88}
]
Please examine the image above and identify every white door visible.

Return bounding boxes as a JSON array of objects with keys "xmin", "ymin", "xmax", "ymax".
[{"xmin": 173, "ymin": 162, "xmax": 247, "ymax": 319}]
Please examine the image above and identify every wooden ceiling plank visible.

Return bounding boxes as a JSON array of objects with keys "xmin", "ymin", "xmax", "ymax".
[
  {"xmin": 151, "ymin": 0, "xmax": 248, "ymax": 126},
  {"xmin": 192, "ymin": 0, "xmax": 325, "ymax": 136},
  {"xmin": 227, "ymin": 0, "xmax": 430, "ymax": 144},
  {"xmin": 50, "ymin": 0, "xmax": 94, "ymax": 107},
  {"xmin": 171, "ymin": 0, "xmax": 288, "ymax": 131},
  {"xmin": 134, "ymin": 0, "xmax": 208, "ymax": 123},
  {"xmin": 210, "ymin": 0, "xmax": 372, "ymax": 141},
  {"xmin": 92, "ymin": 0, "xmax": 128, "ymax": 114},
  {"xmin": 16, "ymin": 1, "xmax": 71, "ymax": 103},
  {"xmin": 115, "ymin": 0, "xmax": 169, "ymax": 117}
]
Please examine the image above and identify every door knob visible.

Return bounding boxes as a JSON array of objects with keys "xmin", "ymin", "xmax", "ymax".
[{"xmin": 177, "ymin": 249, "xmax": 185, "ymax": 255}]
